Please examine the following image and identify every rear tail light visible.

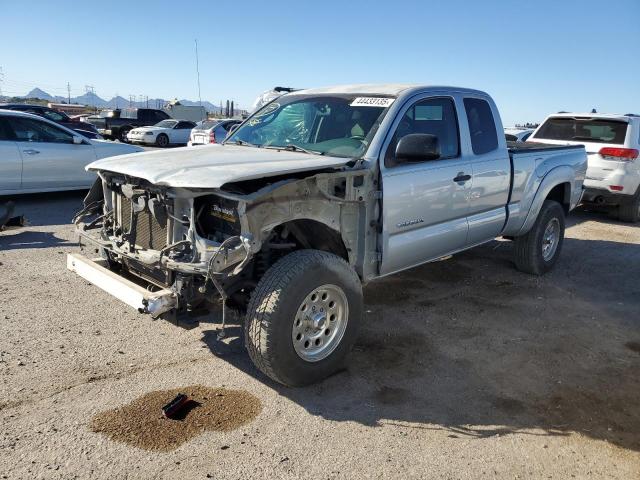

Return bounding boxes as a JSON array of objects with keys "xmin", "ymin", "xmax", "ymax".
[
  {"xmin": 610, "ymin": 185, "xmax": 624, "ymax": 191},
  {"xmin": 599, "ymin": 147, "xmax": 639, "ymax": 160},
  {"xmin": 209, "ymin": 130, "xmax": 216, "ymax": 144}
]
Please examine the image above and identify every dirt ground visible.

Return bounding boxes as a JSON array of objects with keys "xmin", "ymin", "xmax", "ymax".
[{"xmin": 1, "ymin": 191, "xmax": 639, "ymax": 479}]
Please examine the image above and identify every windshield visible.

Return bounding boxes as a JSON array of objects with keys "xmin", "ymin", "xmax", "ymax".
[
  {"xmin": 533, "ymin": 117, "xmax": 628, "ymax": 144},
  {"xmin": 155, "ymin": 120, "xmax": 178, "ymax": 128},
  {"xmin": 226, "ymin": 94, "xmax": 394, "ymax": 157}
]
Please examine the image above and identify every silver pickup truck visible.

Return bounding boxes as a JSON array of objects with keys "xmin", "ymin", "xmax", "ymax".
[{"xmin": 69, "ymin": 84, "xmax": 587, "ymax": 386}]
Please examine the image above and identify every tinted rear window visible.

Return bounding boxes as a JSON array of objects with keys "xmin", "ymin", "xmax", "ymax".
[{"xmin": 533, "ymin": 117, "xmax": 628, "ymax": 144}]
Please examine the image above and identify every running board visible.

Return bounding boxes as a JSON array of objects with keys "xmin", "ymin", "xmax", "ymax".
[{"xmin": 66, "ymin": 253, "xmax": 176, "ymax": 317}]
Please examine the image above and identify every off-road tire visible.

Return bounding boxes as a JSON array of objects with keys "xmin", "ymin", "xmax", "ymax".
[
  {"xmin": 617, "ymin": 188, "xmax": 640, "ymax": 223},
  {"xmin": 156, "ymin": 134, "xmax": 169, "ymax": 147},
  {"xmin": 513, "ymin": 200, "xmax": 565, "ymax": 275},
  {"xmin": 245, "ymin": 250, "xmax": 363, "ymax": 387}
]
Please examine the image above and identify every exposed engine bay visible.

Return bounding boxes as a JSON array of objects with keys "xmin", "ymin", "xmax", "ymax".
[{"xmin": 72, "ymin": 164, "xmax": 379, "ymax": 323}]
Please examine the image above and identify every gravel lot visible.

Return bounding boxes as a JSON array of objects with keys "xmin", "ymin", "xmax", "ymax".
[{"xmin": 1, "ymin": 192, "xmax": 639, "ymax": 479}]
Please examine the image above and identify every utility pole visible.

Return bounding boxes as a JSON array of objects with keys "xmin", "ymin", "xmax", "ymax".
[
  {"xmin": 129, "ymin": 95, "xmax": 134, "ymax": 108},
  {"xmin": 194, "ymin": 39, "xmax": 202, "ymax": 107},
  {"xmin": 0, "ymin": 67, "xmax": 4, "ymax": 97},
  {"xmin": 231, "ymin": 101, "xmax": 234, "ymax": 117},
  {"xmin": 146, "ymin": 95, "xmax": 149, "ymax": 108},
  {"xmin": 67, "ymin": 82, "xmax": 71, "ymax": 104}
]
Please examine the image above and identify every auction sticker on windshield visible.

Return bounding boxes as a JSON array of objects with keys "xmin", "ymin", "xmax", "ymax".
[{"xmin": 350, "ymin": 97, "xmax": 395, "ymax": 108}]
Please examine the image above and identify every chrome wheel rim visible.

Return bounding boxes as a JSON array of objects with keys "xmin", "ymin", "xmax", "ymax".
[
  {"xmin": 292, "ymin": 284, "xmax": 348, "ymax": 362},
  {"xmin": 542, "ymin": 218, "xmax": 560, "ymax": 261}
]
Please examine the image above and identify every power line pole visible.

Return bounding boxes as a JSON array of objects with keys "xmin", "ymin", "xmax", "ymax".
[
  {"xmin": 194, "ymin": 39, "xmax": 202, "ymax": 107},
  {"xmin": 0, "ymin": 67, "xmax": 4, "ymax": 97}
]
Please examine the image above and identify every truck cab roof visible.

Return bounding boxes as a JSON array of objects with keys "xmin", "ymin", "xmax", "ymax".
[{"xmin": 291, "ymin": 84, "xmax": 489, "ymax": 98}]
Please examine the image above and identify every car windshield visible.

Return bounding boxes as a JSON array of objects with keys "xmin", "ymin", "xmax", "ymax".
[
  {"xmin": 155, "ymin": 120, "xmax": 178, "ymax": 128},
  {"xmin": 533, "ymin": 117, "xmax": 628, "ymax": 144},
  {"xmin": 226, "ymin": 94, "xmax": 394, "ymax": 157}
]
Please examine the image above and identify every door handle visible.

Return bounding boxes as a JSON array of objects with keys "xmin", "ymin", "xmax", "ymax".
[
  {"xmin": 23, "ymin": 149, "xmax": 40, "ymax": 155},
  {"xmin": 453, "ymin": 173, "xmax": 471, "ymax": 183}
]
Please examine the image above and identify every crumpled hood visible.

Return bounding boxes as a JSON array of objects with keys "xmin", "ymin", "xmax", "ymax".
[{"xmin": 86, "ymin": 144, "xmax": 351, "ymax": 188}]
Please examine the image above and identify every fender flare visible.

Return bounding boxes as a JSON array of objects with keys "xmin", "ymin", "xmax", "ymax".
[{"xmin": 516, "ymin": 166, "xmax": 574, "ymax": 236}]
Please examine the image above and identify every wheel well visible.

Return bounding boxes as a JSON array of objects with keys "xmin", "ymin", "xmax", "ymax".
[
  {"xmin": 546, "ymin": 182, "xmax": 571, "ymax": 213},
  {"xmin": 272, "ymin": 219, "xmax": 349, "ymax": 261},
  {"xmin": 226, "ymin": 220, "xmax": 350, "ymax": 311}
]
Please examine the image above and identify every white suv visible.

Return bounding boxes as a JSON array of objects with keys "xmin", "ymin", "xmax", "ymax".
[{"xmin": 529, "ymin": 113, "xmax": 640, "ymax": 222}]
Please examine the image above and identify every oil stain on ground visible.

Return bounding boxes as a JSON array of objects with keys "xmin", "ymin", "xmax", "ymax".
[
  {"xmin": 625, "ymin": 341, "xmax": 640, "ymax": 354},
  {"xmin": 91, "ymin": 385, "xmax": 262, "ymax": 452}
]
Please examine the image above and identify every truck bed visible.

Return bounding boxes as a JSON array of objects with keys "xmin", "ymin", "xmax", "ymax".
[{"xmin": 507, "ymin": 141, "xmax": 585, "ymax": 154}]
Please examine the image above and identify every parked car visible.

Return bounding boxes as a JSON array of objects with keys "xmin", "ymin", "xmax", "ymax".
[
  {"xmin": 0, "ymin": 110, "xmax": 143, "ymax": 194},
  {"xmin": 188, "ymin": 119, "xmax": 242, "ymax": 146},
  {"xmin": 504, "ymin": 127, "xmax": 534, "ymax": 142},
  {"xmin": 0, "ymin": 103, "xmax": 101, "ymax": 139},
  {"xmin": 127, "ymin": 119, "xmax": 197, "ymax": 147},
  {"xmin": 529, "ymin": 113, "xmax": 640, "ymax": 222},
  {"xmin": 86, "ymin": 108, "xmax": 171, "ymax": 142},
  {"xmin": 68, "ymin": 84, "xmax": 587, "ymax": 387}
]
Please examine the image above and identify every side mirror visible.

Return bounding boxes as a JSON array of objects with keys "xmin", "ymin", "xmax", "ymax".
[
  {"xmin": 395, "ymin": 133, "xmax": 440, "ymax": 162},
  {"xmin": 72, "ymin": 135, "xmax": 84, "ymax": 145}
]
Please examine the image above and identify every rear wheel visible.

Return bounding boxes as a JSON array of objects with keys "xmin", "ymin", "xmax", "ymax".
[
  {"xmin": 156, "ymin": 134, "xmax": 169, "ymax": 147},
  {"xmin": 513, "ymin": 200, "xmax": 565, "ymax": 275},
  {"xmin": 245, "ymin": 250, "xmax": 363, "ymax": 387},
  {"xmin": 617, "ymin": 188, "xmax": 640, "ymax": 223},
  {"xmin": 119, "ymin": 128, "xmax": 131, "ymax": 143}
]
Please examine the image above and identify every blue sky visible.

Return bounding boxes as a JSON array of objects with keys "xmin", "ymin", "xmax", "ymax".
[{"xmin": 1, "ymin": 0, "xmax": 638, "ymax": 124}]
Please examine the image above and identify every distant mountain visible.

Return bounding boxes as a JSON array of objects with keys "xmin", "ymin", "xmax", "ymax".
[
  {"xmin": 104, "ymin": 96, "xmax": 129, "ymax": 109},
  {"xmin": 15, "ymin": 87, "xmax": 234, "ymax": 113},
  {"xmin": 25, "ymin": 88, "xmax": 55, "ymax": 101}
]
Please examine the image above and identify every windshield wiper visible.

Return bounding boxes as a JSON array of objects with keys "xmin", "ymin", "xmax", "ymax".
[
  {"xmin": 263, "ymin": 144, "xmax": 325, "ymax": 156},
  {"xmin": 233, "ymin": 139, "xmax": 260, "ymax": 147}
]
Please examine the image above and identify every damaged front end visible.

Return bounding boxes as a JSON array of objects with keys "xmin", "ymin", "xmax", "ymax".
[
  {"xmin": 69, "ymin": 164, "xmax": 378, "ymax": 324},
  {"xmin": 71, "ymin": 174, "xmax": 253, "ymax": 322}
]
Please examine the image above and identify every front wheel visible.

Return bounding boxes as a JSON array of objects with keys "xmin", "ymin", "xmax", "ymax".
[
  {"xmin": 245, "ymin": 250, "xmax": 363, "ymax": 387},
  {"xmin": 513, "ymin": 200, "xmax": 565, "ymax": 275},
  {"xmin": 119, "ymin": 128, "xmax": 131, "ymax": 143},
  {"xmin": 156, "ymin": 134, "xmax": 169, "ymax": 147}
]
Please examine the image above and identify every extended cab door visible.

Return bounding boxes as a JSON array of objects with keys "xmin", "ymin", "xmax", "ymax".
[
  {"xmin": 380, "ymin": 95, "xmax": 471, "ymax": 276},
  {"xmin": 8, "ymin": 115, "xmax": 96, "ymax": 189},
  {"xmin": 0, "ymin": 117, "xmax": 22, "ymax": 191},
  {"xmin": 461, "ymin": 97, "xmax": 511, "ymax": 245}
]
